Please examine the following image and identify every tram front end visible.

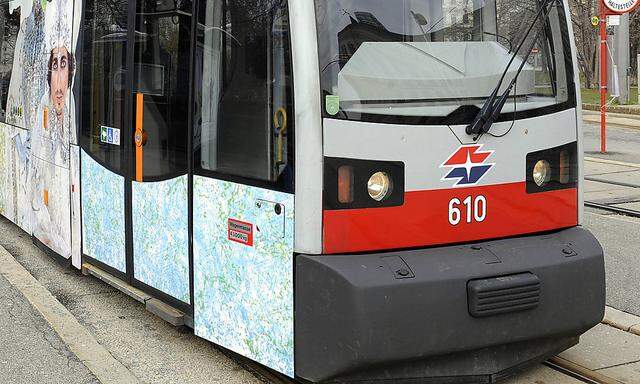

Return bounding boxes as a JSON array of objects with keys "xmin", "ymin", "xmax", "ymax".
[{"xmin": 292, "ymin": 0, "xmax": 605, "ymax": 382}]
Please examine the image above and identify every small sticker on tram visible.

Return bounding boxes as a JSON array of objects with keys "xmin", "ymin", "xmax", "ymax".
[
  {"xmin": 100, "ymin": 126, "xmax": 121, "ymax": 146},
  {"xmin": 228, "ymin": 218, "xmax": 254, "ymax": 246},
  {"xmin": 326, "ymin": 95, "xmax": 340, "ymax": 116}
]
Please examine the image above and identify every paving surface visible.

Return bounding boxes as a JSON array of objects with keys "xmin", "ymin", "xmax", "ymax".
[
  {"xmin": 583, "ymin": 160, "xmax": 640, "ymax": 205},
  {"xmin": 581, "ymin": 155, "xmax": 640, "ymax": 317},
  {"xmin": 0, "ymin": 272, "xmax": 98, "ymax": 384},
  {"xmin": 560, "ymin": 324, "xmax": 640, "ymax": 384},
  {"xmin": 501, "ymin": 365, "xmax": 582, "ymax": 384},
  {"xmin": 585, "ymin": 210, "xmax": 640, "ymax": 316},
  {"xmin": 583, "ymin": 110, "xmax": 640, "ymax": 132},
  {"xmin": 0, "ymin": 217, "xmax": 262, "ymax": 384},
  {"xmin": 583, "ymin": 118, "xmax": 640, "ymax": 164}
]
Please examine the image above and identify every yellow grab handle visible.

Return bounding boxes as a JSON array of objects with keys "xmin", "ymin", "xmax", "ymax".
[{"xmin": 274, "ymin": 108, "xmax": 288, "ymax": 164}]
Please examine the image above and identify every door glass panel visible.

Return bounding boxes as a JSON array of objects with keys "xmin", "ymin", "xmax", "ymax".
[
  {"xmin": 81, "ymin": 0, "xmax": 128, "ymax": 171},
  {"xmin": 193, "ymin": 0, "xmax": 294, "ymax": 192},
  {"xmin": 134, "ymin": 0, "xmax": 192, "ymax": 179}
]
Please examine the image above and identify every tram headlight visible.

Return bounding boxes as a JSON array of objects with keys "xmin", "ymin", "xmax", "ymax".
[
  {"xmin": 324, "ymin": 157, "xmax": 405, "ymax": 209},
  {"xmin": 526, "ymin": 142, "xmax": 576, "ymax": 194},
  {"xmin": 533, "ymin": 160, "xmax": 552, "ymax": 187},
  {"xmin": 367, "ymin": 172, "xmax": 392, "ymax": 202}
]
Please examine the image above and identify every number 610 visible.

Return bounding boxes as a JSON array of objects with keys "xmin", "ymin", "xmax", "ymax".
[{"xmin": 448, "ymin": 195, "xmax": 487, "ymax": 226}]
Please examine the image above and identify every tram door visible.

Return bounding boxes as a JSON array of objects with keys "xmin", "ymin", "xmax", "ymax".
[
  {"xmin": 81, "ymin": 0, "xmax": 192, "ymax": 308},
  {"xmin": 128, "ymin": 0, "xmax": 193, "ymax": 307},
  {"xmin": 190, "ymin": 0, "xmax": 296, "ymax": 377}
]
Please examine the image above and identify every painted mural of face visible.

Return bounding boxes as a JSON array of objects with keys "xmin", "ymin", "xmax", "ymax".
[{"xmin": 48, "ymin": 46, "xmax": 71, "ymax": 119}]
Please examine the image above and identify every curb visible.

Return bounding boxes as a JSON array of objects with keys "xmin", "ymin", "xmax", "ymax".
[
  {"xmin": 603, "ymin": 306, "xmax": 640, "ymax": 337},
  {"xmin": 0, "ymin": 246, "xmax": 140, "ymax": 384},
  {"xmin": 583, "ymin": 103, "xmax": 640, "ymax": 116}
]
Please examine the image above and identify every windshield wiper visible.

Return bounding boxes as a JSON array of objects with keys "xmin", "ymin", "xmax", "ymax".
[{"xmin": 466, "ymin": 0, "xmax": 556, "ymax": 136}]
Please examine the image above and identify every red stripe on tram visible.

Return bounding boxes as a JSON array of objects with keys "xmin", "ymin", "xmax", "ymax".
[{"xmin": 323, "ymin": 182, "xmax": 578, "ymax": 254}]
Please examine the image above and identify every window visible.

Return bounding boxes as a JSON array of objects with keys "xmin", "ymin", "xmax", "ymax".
[
  {"xmin": 133, "ymin": 0, "xmax": 192, "ymax": 179},
  {"xmin": 81, "ymin": 0, "xmax": 128, "ymax": 171},
  {"xmin": 0, "ymin": 2, "xmax": 20, "ymax": 123},
  {"xmin": 193, "ymin": 0, "xmax": 294, "ymax": 192},
  {"xmin": 315, "ymin": 0, "xmax": 575, "ymax": 125}
]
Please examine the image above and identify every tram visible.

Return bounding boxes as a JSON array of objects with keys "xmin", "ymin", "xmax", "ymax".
[{"xmin": 0, "ymin": 0, "xmax": 605, "ymax": 382}]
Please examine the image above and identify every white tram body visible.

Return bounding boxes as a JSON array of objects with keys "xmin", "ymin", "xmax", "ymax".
[{"xmin": 0, "ymin": 0, "xmax": 604, "ymax": 382}]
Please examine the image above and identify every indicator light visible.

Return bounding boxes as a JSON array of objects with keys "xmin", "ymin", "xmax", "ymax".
[
  {"xmin": 338, "ymin": 166, "xmax": 354, "ymax": 204},
  {"xmin": 559, "ymin": 150, "xmax": 570, "ymax": 184}
]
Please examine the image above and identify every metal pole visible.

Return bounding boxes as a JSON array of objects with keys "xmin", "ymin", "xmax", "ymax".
[
  {"xmin": 637, "ymin": 53, "xmax": 640, "ymax": 104},
  {"xmin": 616, "ymin": 13, "xmax": 630, "ymax": 104},
  {"xmin": 600, "ymin": 4, "xmax": 607, "ymax": 154}
]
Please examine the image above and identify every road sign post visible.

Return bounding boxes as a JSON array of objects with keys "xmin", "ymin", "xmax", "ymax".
[
  {"xmin": 599, "ymin": 0, "xmax": 640, "ymax": 154},
  {"xmin": 600, "ymin": 3, "xmax": 607, "ymax": 153}
]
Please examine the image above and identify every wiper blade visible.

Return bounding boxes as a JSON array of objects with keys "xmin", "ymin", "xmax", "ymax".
[{"xmin": 466, "ymin": 0, "xmax": 556, "ymax": 136}]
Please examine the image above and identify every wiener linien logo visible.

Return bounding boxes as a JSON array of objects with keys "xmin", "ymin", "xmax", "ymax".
[{"xmin": 441, "ymin": 145, "xmax": 495, "ymax": 187}]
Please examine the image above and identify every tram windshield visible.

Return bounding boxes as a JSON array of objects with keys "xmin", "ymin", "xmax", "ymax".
[{"xmin": 315, "ymin": 0, "xmax": 575, "ymax": 125}]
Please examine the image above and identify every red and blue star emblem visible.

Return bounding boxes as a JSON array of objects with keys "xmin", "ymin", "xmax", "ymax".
[{"xmin": 441, "ymin": 145, "xmax": 494, "ymax": 186}]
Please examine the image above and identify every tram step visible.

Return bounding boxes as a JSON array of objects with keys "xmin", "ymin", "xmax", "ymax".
[
  {"xmin": 82, "ymin": 263, "xmax": 152, "ymax": 303},
  {"xmin": 146, "ymin": 298, "xmax": 185, "ymax": 327},
  {"xmin": 81, "ymin": 262, "xmax": 191, "ymax": 328}
]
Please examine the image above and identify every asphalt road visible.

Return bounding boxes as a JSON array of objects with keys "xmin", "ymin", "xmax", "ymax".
[
  {"xmin": 583, "ymin": 120, "xmax": 640, "ymax": 164},
  {"xmin": 0, "ymin": 273, "xmax": 98, "ymax": 384}
]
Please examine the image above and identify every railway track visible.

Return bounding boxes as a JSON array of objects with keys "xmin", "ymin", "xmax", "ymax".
[
  {"xmin": 546, "ymin": 357, "xmax": 624, "ymax": 384},
  {"xmin": 584, "ymin": 200, "xmax": 640, "ymax": 218},
  {"xmin": 238, "ymin": 356, "xmax": 623, "ymax": 384},
  {"xmin": 584, "ymin": 176, "xmax": 640, "ymax": 218}
]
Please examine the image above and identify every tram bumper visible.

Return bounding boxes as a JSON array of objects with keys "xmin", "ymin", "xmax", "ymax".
[{"xmin": 295, "ymin": 226, "xmax": 605, "ymax": 383}]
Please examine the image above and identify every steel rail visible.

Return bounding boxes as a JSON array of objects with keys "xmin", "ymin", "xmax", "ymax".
[
  {"xmin": 236, "ymin": 355, "xmax": 625, "ymax": 384},
  {"xmin": 585, "ymin": 201, "xmax": 640, "ymax": 218},
  {"xmin": 239, "ymin": 357, "xmax": 623, "ymax": 384},
  {"xmin": 545, "ymin": 357, "xmax": 625, "ymax": 384},
  {"xmin": 585, "ymin": 176, "xmax": 640, "ymax": 189},
  {"xmin": 583, "ymin": 174, "xmax": 640, "ymax": 217}
]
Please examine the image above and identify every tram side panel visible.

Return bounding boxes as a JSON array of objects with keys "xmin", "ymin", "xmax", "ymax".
[
  {"xmin": 0, "ymin": 0, "xmax": 81, "ymax": 265},
  {"xmin": 193, "ymin": 178, "xmax": 295, "ymax": 378},
  {"xmin": 0, "ymin": 1, "xmax": 35, "ymax": 233}
]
